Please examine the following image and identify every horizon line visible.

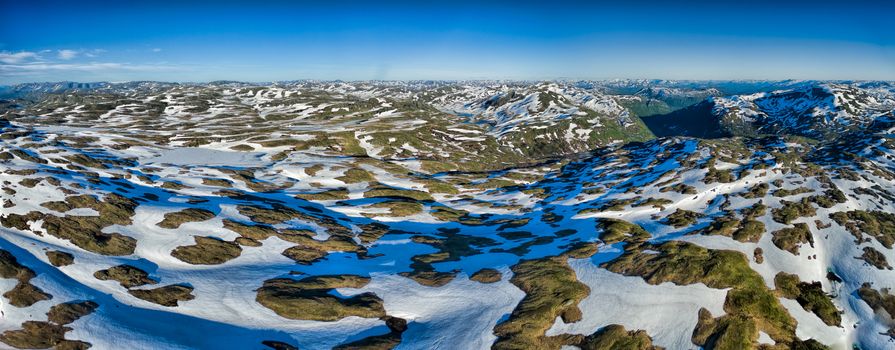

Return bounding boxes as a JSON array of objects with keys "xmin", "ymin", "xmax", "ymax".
[{"xmin": 5, "ymin": 78, "xmax": 895, "ymax": 86}]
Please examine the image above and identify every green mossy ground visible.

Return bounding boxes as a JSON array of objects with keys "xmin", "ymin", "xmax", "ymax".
[
  {"xmin": 596, "ymin": 218, "xmax": 650, "ymax": 245},
  {"xmin": 294, "ymin": 188, "xmax": 350, "ymax": 201},
  {"xmin": 94, "ymin": 264, "xmax": 157, "ymax": 288},
  {"xmin": 255, "ymin": 275, "xmax": 385, "ymax": 321},
  {"xmin": 363, "ymin": 186, "xmax": 434, "ymax": 202},
  {"xmin": 0, "ymin": 249, "xmax": 52, "ymax": 307},
  {"xmin": 171, "ymin": 236, "xmax": 242, "ymax": 265},
  {"xmin": 660, "ymin": 183, "xmax": 697, "ymax": 195},
  {"xmin": 20, "ymin": 194, "xmax": 140, "ymax": 256},
  {"xmin": 771, "ymin": 223, "xmax": 814, "ymax": 255},
  {"xmin": 492, "ymin": 256, "xmax": 590, "ymax": 350},
  {"xmin": 469, "ymin": 268, "xmax": 502, "ymax": 284},
  {"xmin": 856, "ymin": 283, "xmax": 895, "ymax": 338},
  {"xmin": 47, "ymin": 301, "xmax": 99, "ymax": 325},
  {"xmin": 704, "ymin": 167, "xmax": 734, "ymax": 184},
  {"xmin": 129, "ymin": 284, "xmax": 195, "ymax": 307},
  {"xmin": 365, "ymin": 200, "xmax": 424, "ymax": 217},
  {"xmin": 400, "ymin": 231, "xmax": 499, "ymax": 287},
  {"xmin": 663, "ymin": 209, "xmax": 703, "ymax": 228},
  {"xmin": 774, "ymin": 272, "xmax": 841, "ymax": 327},
  {"xmin": 772, "ymin": 198, "xmax": 816, "ymax": 225},
  {"xmin": 45, "ymin": 250, "xmax": 74, "ymax": 267},
  {"xmin": 156, "ymin": 208, "xmax": 216, "ymax": 229},
  {"xmin": 1, "ymin": 299, "xmax": 97, "ymax": 349},
  {"xmin": 741, "ymin": 183, "xmax": 769, "ymax": 199},
  {"xmin": 635, "ymin": 197, "xmax": 673, "ymax": 210},
  {"xmin": 575, "ymin": 324, "xmax": 662, "ymax": 350},
  {"xmin": 697, "ymin": 213, "xmax": 766, "ymax": 243},
  {"xmin": 772, "ymin": 187, "xmax": 813, "ymax": 198},
  {"xmin": 201, "ymin": 177, "xmax": 234, "ymax": 187},
  {"xmin": 830, "ymin": 210, "xmax": 895, "ymax": 248},
  {"xmin": 0, "ymin": 321, "xmax": 86, "ymax": 349},
  {"xmin": 857, "ymin": 283, "xmax": 895, "ymax": 319},
  {"xmin": 333, "ymin": 316, "xmax": 407, "ymax": 350},
  {"xmin": 601, "ymin": 241, "xmax": 805, "ymax": 349},
  {"xmin": 337, "ymin": 168, "xmax": 376, "ymax": 184},
  {"xmin": 859, "ymin": 247, "xmax": 891, "ymax": 270}
]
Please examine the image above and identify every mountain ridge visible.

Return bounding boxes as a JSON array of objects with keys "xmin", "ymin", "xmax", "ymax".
[{"xmin": 1, "ymin": 79, "xmax": 894, "ymax": 350}]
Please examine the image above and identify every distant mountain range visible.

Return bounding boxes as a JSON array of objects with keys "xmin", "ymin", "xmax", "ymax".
[
  {"xmin": 3, "ymin": 80, "xmax": 893, "ymax": 146},
  {"xmin": 1, "ymin": 79, "xmax": 895, "ymax": 350}
]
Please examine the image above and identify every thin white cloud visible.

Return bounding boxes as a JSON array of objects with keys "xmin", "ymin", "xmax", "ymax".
[
  {"xmin": 151, "ymin": 48, "xmax": 162, "ymax": 52},
  {"xmin": 58, "ymin": 49, "xmax": 78, "ymax": 60},
  {"xmin": 0, "ymin": 62, "xmax": 181, "ymax": 72},
  {"xmin": 83, "ymin": 49, "xmax": 107, "ymax": 58},
  {"xmin": 0, "ymin": 51, "xmax": 38, "ymax": 64}
]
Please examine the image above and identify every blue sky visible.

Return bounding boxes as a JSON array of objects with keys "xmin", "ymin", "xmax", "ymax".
[{"xmin": 1, "ymin": 0, "xmax": 893, "ymax": 83}]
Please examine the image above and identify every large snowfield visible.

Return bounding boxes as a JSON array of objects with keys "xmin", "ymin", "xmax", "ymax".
[{"xmin": 0, "ymin": 80, "xmax": 894, "ymax": 350}]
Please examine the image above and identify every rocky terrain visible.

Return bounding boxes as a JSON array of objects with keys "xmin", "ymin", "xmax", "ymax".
[{"xmin": 0, "ymin": 80, "xmax": 894, "ymax": 349}]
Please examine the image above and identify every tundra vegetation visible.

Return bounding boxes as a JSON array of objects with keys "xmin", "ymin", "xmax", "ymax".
[{"xmin": 1, "ymin": 80, "xmax": 894, "ymax": 349}]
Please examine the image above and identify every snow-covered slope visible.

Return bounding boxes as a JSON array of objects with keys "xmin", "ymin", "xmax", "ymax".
[
  {"xmin": 0, "ymin": 80, "xmax": 894, "ymax": 350},
  {"xmin": 711, "ymin": 82, "xmax": 895, "ymax": 139}
]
